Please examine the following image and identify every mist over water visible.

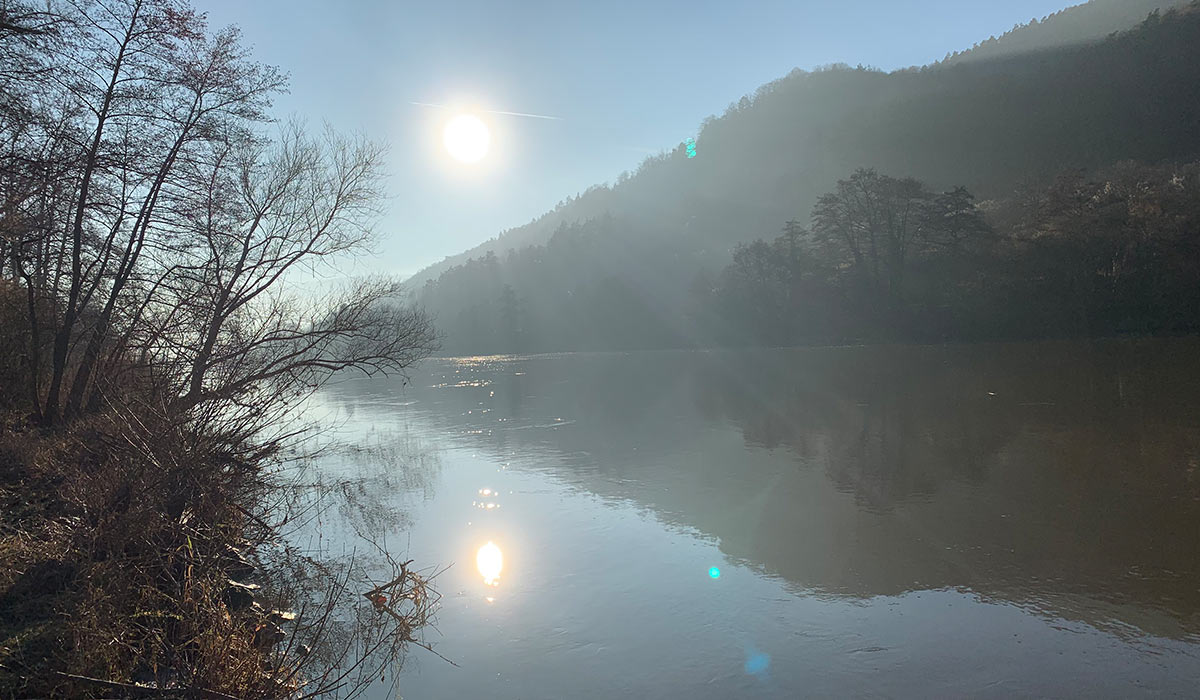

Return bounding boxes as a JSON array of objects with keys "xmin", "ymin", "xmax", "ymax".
[
  {"xmin": 12, "ymin": 0, "xmax": 1200, "ymax": 695},
  {"xmin": 310, "ymin": 339, "xmax": 1200, "ymax": 698}
]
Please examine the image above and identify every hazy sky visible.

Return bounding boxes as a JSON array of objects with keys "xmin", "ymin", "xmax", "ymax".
[{"xmin": 199, "ymin": 0, "xmax": 1074, "ymax": 278}]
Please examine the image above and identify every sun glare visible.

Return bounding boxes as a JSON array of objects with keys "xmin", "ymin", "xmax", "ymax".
[
  {"xmin": 476, "ymin": 541, "xmax": 503, "ymax": 586},
  {"xmin": 444, "ymin": 114, "xmax": 491, "ymax": 164}
]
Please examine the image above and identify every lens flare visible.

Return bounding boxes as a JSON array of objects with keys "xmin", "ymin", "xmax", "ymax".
[
  {"xmin": 745, "ymin": 649, "xmax": 770, "ymax": 675},
  {"xmin": 709, "ymin": 566, "xmax": 721, "ymax": 579}
]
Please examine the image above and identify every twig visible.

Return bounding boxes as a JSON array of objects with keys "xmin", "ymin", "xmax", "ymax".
[{"xmin": 51, "ymin": 671, "xmax": 243, "ymax": 700}]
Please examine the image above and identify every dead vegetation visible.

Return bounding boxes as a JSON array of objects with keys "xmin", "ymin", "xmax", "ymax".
[
  {"xmin": 0, "ymin": 1, "xmax": 441, "ymax": 696},
  {"xmin": 0, "ymin": 385, "xmax": 442, "ymax": 698}
]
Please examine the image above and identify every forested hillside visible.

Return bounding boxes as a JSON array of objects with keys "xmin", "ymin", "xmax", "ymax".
[
  {"xmin": 408, "ymin": 0, "xmax": 1191, "ymax": 291},
  {"xmin": 944, "ymin": 0, "xmax": 1189, "ymax": 64},
  {"xmin": 416, "ymin": 3, "xmax": 1200, "ymax": 354}
]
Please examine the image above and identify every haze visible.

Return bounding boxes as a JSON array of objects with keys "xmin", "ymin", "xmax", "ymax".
[
  {"xmin": 201, "ymin": 0, "xmax": 1072, "ymax": 277},
  {"xmin": 4, "ymin": 1, "xmax": 1200, "ymax": 698}
]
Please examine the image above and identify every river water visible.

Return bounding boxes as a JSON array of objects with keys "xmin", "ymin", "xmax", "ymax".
[{"xmin": 307, "ymin": 339, "xmax": 1200, "ymax": 698}]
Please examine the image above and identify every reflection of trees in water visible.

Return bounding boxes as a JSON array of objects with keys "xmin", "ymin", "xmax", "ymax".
[
  {"xmin": 295, "ymin": 428, "xmax": 443, "ymax": 542},
  {"xmin": 694, "ymin": 345, "xmax": 1029, "ymax": 511},
  {"xmin": 321, "ymin": 343, "xmax": 1200, "ymax": 639},
  {"xmin": 691, "ymin": 341, "xmax": 1200, "ymax": 638},
  {"xmin": 699, "ymin": 341, "xmax": 1200, "ymax": 510},
  {"xmin": 212, "ymin": 426, "xmax": 449, "ymax": 697}
]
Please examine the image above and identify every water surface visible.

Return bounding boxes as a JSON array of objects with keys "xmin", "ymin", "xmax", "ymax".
[{"xmin": 311, "ymin": 339, "xmax": 1200, "ymax": 698}]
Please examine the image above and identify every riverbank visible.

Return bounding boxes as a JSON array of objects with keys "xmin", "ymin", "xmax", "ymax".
[
  {"xmin": 0, "ymin": 402, "xmax": 297, "ymax": 697},
  {"xmin": 0, "ymin": 289, "xmax": 435, "ymax": 697},
  {"xmin": 0, "ymin": 392, "xmax": 438, "ymax": 697}
]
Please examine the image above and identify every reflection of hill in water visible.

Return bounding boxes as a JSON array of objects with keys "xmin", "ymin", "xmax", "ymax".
[{"xmin": 322, "ymin": 340, "xmax": 1200, "ymax": 640}]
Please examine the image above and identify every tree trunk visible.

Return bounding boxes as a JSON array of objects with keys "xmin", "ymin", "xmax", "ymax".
[{"xmin": 42, "ymin": 7, "xmax": 137, "ymax": 424}]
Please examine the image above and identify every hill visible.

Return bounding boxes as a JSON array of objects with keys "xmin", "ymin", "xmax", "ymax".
[
  {"xmin": 406, "ymin": 0, "xmax": 1189, "ymax": 291},
  {"xmin": 945, "ymin": 0, "xmax": 1190, "ymax": 64},
  {"xmin": 414, "ymin": 2, "xmax": 1200, "ymax": 354}
]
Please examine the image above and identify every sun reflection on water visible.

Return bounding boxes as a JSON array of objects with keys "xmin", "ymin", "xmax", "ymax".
[{"xmin": 477, "ymin": 541, "xmax": 504, "ymax": 586}]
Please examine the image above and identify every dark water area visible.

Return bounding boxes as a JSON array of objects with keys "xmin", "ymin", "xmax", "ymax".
[{"xmin": 311, "ymin": 338, "xmax": 1200, "ymax": 698}]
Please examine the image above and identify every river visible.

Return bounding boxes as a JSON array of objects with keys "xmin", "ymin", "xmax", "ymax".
[{"xmin": 306, "ymin": 339, "xmax": 1200, "ymax": 698}]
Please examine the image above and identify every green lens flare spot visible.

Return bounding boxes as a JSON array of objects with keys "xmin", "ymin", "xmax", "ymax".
[{"xmin": 709, "ymin": 566, "xmax": 721, "ymax": 579}]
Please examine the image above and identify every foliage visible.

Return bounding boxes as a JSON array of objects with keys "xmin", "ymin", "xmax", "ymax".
[{"xmin": 703, "ymin": 162, "xmax": 1200, "ymax": 346}]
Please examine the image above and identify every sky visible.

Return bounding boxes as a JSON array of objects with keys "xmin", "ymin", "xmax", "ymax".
[{"xmin": 198, "ymin": 0, "xmax": 1077, "ymax": 279}]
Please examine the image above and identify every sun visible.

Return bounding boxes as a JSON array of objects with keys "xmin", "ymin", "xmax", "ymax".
[{"xmin": 443, "ymin": 114, "xmax": 491, "ymax": 163}]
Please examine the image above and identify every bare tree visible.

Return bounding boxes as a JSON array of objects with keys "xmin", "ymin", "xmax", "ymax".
[
  {"xmin": 59, "ymin": 6, "xmax": 285, "ymax": 419},
  {"xmin": 105, "ymin": 124, "xmax": 437, "ymax": 446},
  {"xmin": 1, "ymin": 4, "xmax": 440, "ymax": 693},
  {"xmin": 0, "ymin": 0, "xmax": 287, "ymax": 423}
]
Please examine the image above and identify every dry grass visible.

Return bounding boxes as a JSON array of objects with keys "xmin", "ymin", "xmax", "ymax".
[
  {"xmin": 0, "ymin": 406, "xmax": 269, "ymax": 696},
  {"xmin": 0, "ymin": 394, "xmax": 438, "ymax": 698}
]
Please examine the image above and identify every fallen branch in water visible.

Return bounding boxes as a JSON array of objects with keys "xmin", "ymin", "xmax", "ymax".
[{"xmin": 363, "ymin": 559, "xmax": 459, "ymax": 668}]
